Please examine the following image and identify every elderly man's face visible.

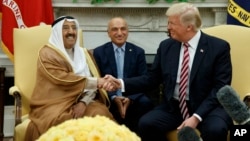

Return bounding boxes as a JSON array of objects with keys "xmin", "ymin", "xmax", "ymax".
[
  {"xmin": 108, "ymin": 18, "xmax": 128, "ymax": 47},
  {"xmin": 62, "ymin": 20, "xmax": 77, "ymax": 49}
]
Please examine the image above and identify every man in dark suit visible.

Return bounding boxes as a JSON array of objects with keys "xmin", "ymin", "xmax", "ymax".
[
  {"xmin": 93, "ymin": 17, "xmax": 154, "ymax": 134},
  {"xmin": 102, "ymin": 3, "xmax": 233, "ymax": 141}
]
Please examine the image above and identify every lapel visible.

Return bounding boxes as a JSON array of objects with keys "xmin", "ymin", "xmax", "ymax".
[
  {"xmin": 105, "ymin": 43, "xmax": 118, "ymax": 77},
  {"xmin": 189, "ymin": 32, "xmax": 208, "ymax": 83},
  {"xmin": 123, "ymin": 44, "xmax": 133, "ymax": 77}
]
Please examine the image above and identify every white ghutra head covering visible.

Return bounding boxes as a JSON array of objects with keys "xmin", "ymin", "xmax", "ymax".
[{"xmin": 48, "ymin": 16, "xmax": 91, "ymax": 77}]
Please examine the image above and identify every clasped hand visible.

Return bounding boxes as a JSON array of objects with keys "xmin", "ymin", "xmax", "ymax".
[
  {"xmin": 98, "ymin": 74, "xmax": 121, "ymax": 92},
  {"xmin": 114, "ymin": 96, "xmax": 131, "ymax": 118}
]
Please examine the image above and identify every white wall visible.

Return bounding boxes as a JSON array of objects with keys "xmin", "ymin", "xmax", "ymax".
[{"xmin": 0, "ymin": 0, "xmax": 228, "ymax": 76}]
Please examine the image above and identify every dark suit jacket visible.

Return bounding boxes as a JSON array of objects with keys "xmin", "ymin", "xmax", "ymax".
[
  {"xmin": 123, "ymin": 31, "xmax": 232, "ymax": 119},
  {"xmin": 93, "ymin": 42, "xmax": 148, "ymax": 100}
]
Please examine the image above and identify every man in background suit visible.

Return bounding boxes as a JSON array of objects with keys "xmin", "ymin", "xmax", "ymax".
[
  {"xmin": 93, "ymin": 17, "xmax": 154, "ymax": 134},
  {"xmin": 102, "ymin": 3, "xmax": 233, "ymax": 141}
]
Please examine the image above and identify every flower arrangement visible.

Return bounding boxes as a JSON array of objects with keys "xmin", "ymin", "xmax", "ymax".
[{"xmin": 37, "ymin": 115, "xmax": 141, "ymax": 141}]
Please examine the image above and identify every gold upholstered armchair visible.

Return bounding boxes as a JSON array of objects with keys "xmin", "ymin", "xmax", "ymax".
[
  {"xmin": 166, "ymin": 24, "xmax": 250, "ymax": 141},
  {"xmin": 202, "ymin": 25, "xmax": 250, "ymax": 99},
  {"xmin": 9, "ymin": 25, "xmax": 83, "ymax": 141}
]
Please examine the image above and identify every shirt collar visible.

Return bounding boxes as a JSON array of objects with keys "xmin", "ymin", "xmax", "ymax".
[
  {"xmin": 112, "ymin": 42, "xmax": 126, "ymax": 52},
  {"xmin": 186, "ymin": 30, "xmax": 201, "ymax": 50}
]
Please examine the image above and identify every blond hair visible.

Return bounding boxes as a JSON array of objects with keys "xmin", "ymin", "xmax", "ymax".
[{"xmin": 166, "ymin": 2, "xmax": 202, "ymax": 31}]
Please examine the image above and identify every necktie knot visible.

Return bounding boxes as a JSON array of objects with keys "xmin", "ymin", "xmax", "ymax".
[
  {"xmin": 183, "ymin": 42, "xmax": 189, "ymax": 48},
  {"xmin": 116, "ymin": 47, "xmax": 123, "ymax": 54}
]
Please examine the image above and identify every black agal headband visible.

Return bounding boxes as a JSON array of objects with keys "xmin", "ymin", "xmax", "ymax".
[{"xmin": 52, "ymin": 16, "xmax": 75, "ymax": 27}]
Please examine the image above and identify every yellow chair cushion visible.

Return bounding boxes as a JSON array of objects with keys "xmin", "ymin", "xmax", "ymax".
[
  {"xmin": 202, "ymin": 25, "xmax": 250, "ymax": 99},
  {"xmin": 14, "ymin": 116, "xmax": 30, "ymax": 141}
]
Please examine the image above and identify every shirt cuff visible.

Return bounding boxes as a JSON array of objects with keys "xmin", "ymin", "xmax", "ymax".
[
  {"xmin": 85, "ymin": 77, "xmax": 97, "ymax": 91},
  {"xmin": 119, "ymin": 79, "xmax": 125, "ymax": 92},
  {"xmin": 193, "ymin": 113, "xmax": 202, "ymax": 122},
  {"xmin": 111, "ymin": 95, "xmax": 117, "ymax": 100},
  {"xmin": 80, "ymin": 91, "xmax": 96, "ymax": 105}
]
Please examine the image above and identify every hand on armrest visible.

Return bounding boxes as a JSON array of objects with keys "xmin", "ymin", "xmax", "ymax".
[{"xmin": 9, "ymin": 86, "xmax": 22, "ymax": 125}]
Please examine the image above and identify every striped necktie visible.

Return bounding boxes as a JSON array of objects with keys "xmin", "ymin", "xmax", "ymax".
[{"xmin": 179, "ymin": 42, "xmax": 190, "ymax": 120}]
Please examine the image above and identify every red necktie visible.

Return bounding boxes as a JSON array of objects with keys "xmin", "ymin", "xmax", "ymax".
[{"xmin": 179, "ymin": 42, "xmax": 190, "ymax": 120}]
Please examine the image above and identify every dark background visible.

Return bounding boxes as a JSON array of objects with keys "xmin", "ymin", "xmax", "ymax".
[{"xmin": 3, "ymin": 77, "xmax": 14, "ymax": 106}]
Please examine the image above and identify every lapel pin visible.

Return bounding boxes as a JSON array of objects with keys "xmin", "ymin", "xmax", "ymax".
[
  {"xmin": 200, "ymin": 49, "xmax": 204, "ymax": 53},
  {"xmin": 129, "ymin": 49, "xmax": 132, "ymax": 52}
]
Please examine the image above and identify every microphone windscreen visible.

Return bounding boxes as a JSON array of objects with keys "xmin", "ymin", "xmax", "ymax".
[
  {"xmin": 217, "ymin": 85, "xmax": 250, "ymax": 125},
  {"xmin": 177, "ymin": 126, "xmax": 201, "ymax": 141}
]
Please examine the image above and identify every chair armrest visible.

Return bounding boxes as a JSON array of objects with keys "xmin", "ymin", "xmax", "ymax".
[
  {"xmin": 9, "ymin": 86, "xmax": 22, "ymax": 126},
  {"xmin": 21, "ymin": 114, "xmax": 29, "ymax": 121}
]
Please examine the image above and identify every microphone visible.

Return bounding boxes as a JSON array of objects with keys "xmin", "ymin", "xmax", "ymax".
[
  {"xmin": 177, "ymin": 126, "xmax": 202, "ymax": 141},
  {"xmin": 217, "ymin": 85, "xmax": 250, "ymax": 125}
]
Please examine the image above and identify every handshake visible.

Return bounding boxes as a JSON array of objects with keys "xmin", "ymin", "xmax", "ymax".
[{"xmin": 97, "ymin": 74, "xmax": 122, "ymax": 92}]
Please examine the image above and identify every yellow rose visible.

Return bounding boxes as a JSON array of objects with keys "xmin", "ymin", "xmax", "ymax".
[{"xmin": 37, "ymin": 115, "xmax": 141, "ymax": 141}]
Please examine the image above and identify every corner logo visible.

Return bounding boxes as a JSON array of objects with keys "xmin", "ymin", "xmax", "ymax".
[
  {"xmin": 234, "ymin": 128, "xmax": 247, "ymax": 136},
  {"xmin": 230, "ymin": 125, "xmax": 250, "ymax": 141}
]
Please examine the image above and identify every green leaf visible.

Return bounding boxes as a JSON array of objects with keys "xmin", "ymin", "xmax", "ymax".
[
  {"xmin": 147, "ymin": 0, "xmax": 159, "ymax": 4},
  {"xmin": 165, "ymin": 0, "xmax": 174, "ymax": 3}
]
